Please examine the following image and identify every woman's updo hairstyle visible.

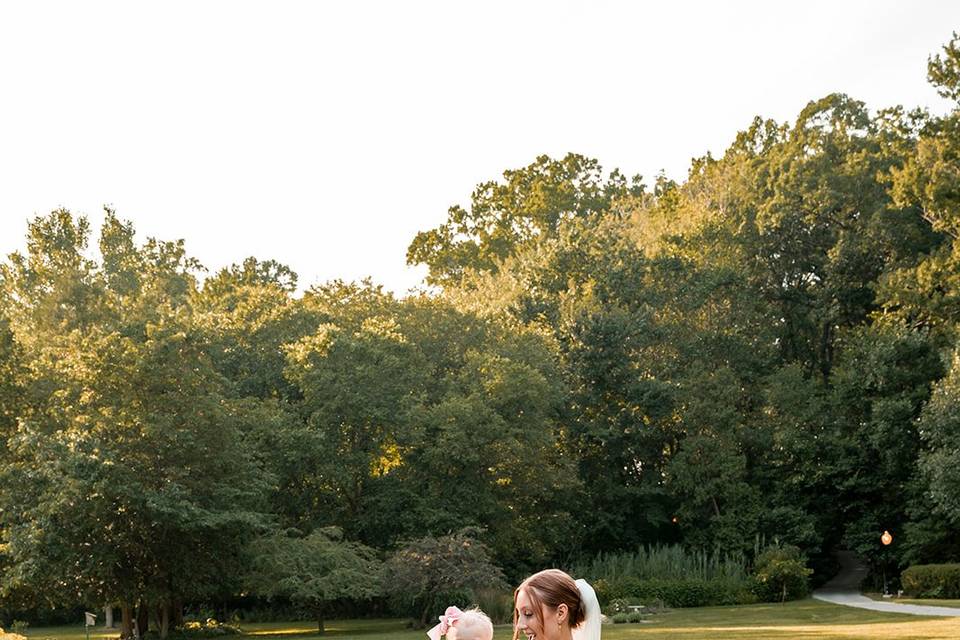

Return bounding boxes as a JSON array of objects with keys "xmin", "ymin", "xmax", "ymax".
[{"xmin": 513, "ymin": 569, "xmax": 585, "ymax": 638}]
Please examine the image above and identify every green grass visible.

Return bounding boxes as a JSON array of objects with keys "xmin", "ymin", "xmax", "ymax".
[
  {"xmin": 865, "ymin": 593, "xmax": 960, "ymax": 608},
  {"xmin": 20, "ymin": 600, "xmax": 960, "ymax": 640},
  {"xmin": 895, "ymin": 598, "xmax": 960, "ymax": 607}
]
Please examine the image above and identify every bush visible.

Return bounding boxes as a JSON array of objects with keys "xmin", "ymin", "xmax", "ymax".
[
  {"xmin": 608, "ymin": 611, "xmax": 644, "ymax": 624},
  {"xmin": 751, "ymin": 544, "xmax": 812, "ymax": 602},
  {"xmin": 578, "ymin": 545, "xmax": 754, "ymax": 608},
  {"xmin": 570, "ymin": 545, "xmax": 749, "ymax": 583},
  {"xmin": 174, "ymin": 620, "xmax": 242, "ymax": 638},
  {"xmin": 604, "ymin": 598, "xmax": 632, "ymax": 616},
  {"xmin": 384, "ymin": 528, "xmax": 507, "ymax": 625},
  {"xmin": 901, "ymin": 564, "xmax": 960, "ymax": 598},
  {"xmin": 594, "ymin": 576, "xmax": 752, "ymax": 608},
  {"xmin": 146, "ymin": 625, "xmax": 240, "ymax": 640},
  {"xmin": 473, "ymin": 588, "xmax": 513, "ymax": 625},
  {"xmin": 9, "ymin": 623, "xmax": 27, "ymax": 636}
]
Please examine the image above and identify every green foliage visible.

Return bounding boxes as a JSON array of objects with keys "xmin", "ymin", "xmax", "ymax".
[
  {"xmin": 407, "ymin": 153, "xmax": 643, "ymax": 286},
  {"xmin": 383, "ymin": 528, "xmax": 507, "ymax": 625},
  {"xmin": 10, "ymin": 31, "xmax": 960, "ymax": 628},
  {"xmin": 170, "ymin": 620, "xmax": 242, "ymax": 638},
  {"xmin": 901, "ymin": 563, "xmax": 960, "ymax": 598},
  {"xmin": 751, "ymin": 544, "xmax": 812, "ymax": 603},
  {"xmin": 244, "ymin": 527, "xmax": 381, "ymax": 632},
  {"xmin": 570, "ymin": 545, "xmax": 749, "ymax": 583},
  {"xmin": 928, "ymin": 31, "xmax": 960, "ymax": 103},
  {"xmin": 594, "ymin": 576, "xmax": 753, "ymax": 608},
  {"xmin": 0, "ymin": 212, "xmax": 273, "ymax": 639},
  {"xmin": 575, "ymin": 545, "xmax": 753, "ymax": 608},
  {"xmin": 472, "ymin": 588, "xmax": 513, "ymax": 625},
  {"xmin": 917, "ymin": 351, "xmax": 960, "ymax": 526},
  {"xmin": 604, "ymin": 598, "xmax": 632, "ymax": 615}
]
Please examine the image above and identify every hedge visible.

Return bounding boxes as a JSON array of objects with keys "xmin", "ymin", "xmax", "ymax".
[
  {"xmin": 593, "ymin": 576, "xmax": 757, "ymax": 608},
  {"xmin": 901, "ymin": 564, "xmax": 960, "ymax": 598}
]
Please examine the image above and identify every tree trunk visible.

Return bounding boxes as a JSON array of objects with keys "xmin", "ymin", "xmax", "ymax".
[
  {"xmin": 316, "ymin": 604, "xmax": 325, "ymax": 635},
  {"xmin": 160, "ymin": 602, "xmax": 170, "ymax": 640},
  {"xmin": 151, "ymin": 604, "xmax": 162, "ymax": 636},
  {"xmin": 137, "ymin": 602, "xmax": 149, "ymax": 637},
  {"xmin": 172, "ymin": 598, "xmax": 184, "ymax": 628},
  {"xmin": 121, "ymin": 605, "xmax": 134, "ymax": 640},
  {"xmin": 105, "ymin": 606, "xmax": 114, "ymax": 629}
]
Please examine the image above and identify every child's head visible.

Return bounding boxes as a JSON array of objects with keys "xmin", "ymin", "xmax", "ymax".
[
  {"xmin": 448, "ymin": 609, "xmax": 493, "ymax": 640},
  {"xmin": 427, "ymin": 607, "xmax": 493, "ymax": 640}
]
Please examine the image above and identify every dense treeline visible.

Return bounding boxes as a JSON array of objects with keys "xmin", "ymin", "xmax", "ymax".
[{"xmin": 4, "ymin": 33, "xmax": 960, "ymax": 635}]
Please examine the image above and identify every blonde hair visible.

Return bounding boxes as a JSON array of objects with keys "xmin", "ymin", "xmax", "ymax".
[
  {"xmin": 452, "ymin": 608, "xmax": 493, "ymax": 640},
  {"xmin": 512, "ymin": 569, "xmax": 585, "ymax": 640}
]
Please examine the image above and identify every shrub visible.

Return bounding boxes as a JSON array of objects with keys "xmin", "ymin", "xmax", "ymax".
[
  {"xmin": 147, "ymin": 620, "xmax": 242, "ymax": 640},
  {"xmin": 473, "ymin": 588, "xmax": 513, "ymax": 625},
  {"xmin": 604, "ymin": 598, "xmax": 632, "ymax": 616},
  {"xmin": 385, "ymin": 528, "xmax": 507, "ymax": 625},
  {"xmin": 570, "ymin": 545, "xmax": 749, "ymax": 583},
  {"xmin": 594, "ymin": 576, "xmax": 753, "ymax": 608},
  {"xmin": 751, "ymin": 544, "xmax": 812, "ymax": 602},
  {"xmin": 573, "ymin": 544, "xmax": 754, "ymax": 608},
  {"xmin": 9, "ymin": 623, "xmax": 27, "ymax": 636},
  {"xmin": 901, "ymin": 564, "xmax": 960, "ymax": 598},
  {"xmin": 608, "ymin": 611, "xmax": 644, "ymax": 624}
]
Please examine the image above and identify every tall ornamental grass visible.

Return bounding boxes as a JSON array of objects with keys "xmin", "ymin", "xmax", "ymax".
[
  {"xmin": 567, "ymin": 545, "xmax": 755, "ymax": 608},
  {"xmin": 569, "ymin": 544, "xmax": 750, "ymax": 583}
]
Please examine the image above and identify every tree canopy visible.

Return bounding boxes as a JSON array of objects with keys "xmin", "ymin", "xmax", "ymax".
[{"xmin": 5, "ymin": 31, "xmax": 960, "ymax": 633}]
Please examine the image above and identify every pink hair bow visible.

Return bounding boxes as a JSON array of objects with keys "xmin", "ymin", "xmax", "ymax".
[{"xmin": 427, "ymin": 606, "xmax": 463, "ymax": 640}]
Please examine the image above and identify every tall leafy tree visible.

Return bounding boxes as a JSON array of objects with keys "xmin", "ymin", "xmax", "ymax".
[
  {"xmin": 0, "ymin": 212, "xmax": 271, "ymax": 638},
  {"xmin": 245, "ymin": 528, "xmax": 381, "ymax": 634},
  {"xmin": 408, "ymin": 153, "xmax": 643, "ymax": 286}
]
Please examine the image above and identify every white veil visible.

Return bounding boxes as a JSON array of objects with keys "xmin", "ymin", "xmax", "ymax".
[{"xmin": 572, "ymin": 578, "xmax": 601, "ymax": 640}]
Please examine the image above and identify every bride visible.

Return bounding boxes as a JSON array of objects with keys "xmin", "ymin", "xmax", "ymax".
[{"xmin": 512, "ymin": 569, "xmax": 601, "ymax": 640}]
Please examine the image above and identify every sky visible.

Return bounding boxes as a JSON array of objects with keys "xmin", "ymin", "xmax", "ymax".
[{"xmin": 0, "ymin": 1, "xmax": 958, "ymax": 295}]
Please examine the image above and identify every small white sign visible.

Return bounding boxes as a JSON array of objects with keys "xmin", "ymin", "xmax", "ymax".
[{"xmin": 85, "ymin": 612, "xmax": 97, "ymax": 627}]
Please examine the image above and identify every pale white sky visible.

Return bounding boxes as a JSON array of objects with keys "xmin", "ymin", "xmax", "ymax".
[{"xmin": 0, "ymin": 1, "xmax": 957, "ymax": 294}]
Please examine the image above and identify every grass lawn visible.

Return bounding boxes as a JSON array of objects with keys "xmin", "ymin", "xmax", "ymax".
[
  {"xmin": 20, "ymin": 599, "xmax": 960, "ymax": 640},
  {"xmin": 865, "ymin": 592, "xmax": 960, "ymax": 608}
]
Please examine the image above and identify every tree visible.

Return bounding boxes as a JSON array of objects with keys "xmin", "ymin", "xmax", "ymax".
[
  {"xmin": 282, "ymin": 303, "xmax": 430, "ymax": 537},
  {"xmin": 0, "ymin": 212, "xmax": 271, "ymax": 638},
  {"xmin": 752, "ymin": 543, "xmax": 812, "ymax": 603},
  {"xmin": 828, "ymin": 323, "xmax": 942, "ymax": 568},
  {"xmin": 917, "ymin": 350, "xmax": 960, "ymax": 527},
  {"xmin": 384, "ymin": 528, "xmax": 506, "ymax": 626},
  {"xmin": 397, "ymin": 320, "xmax": 577, "ymax": 575},
  {"xmin": 195, "ymin": 257, "xmax": 317, "ymax": 401},
  {"xmin": 885, "ymin": 35, "xmax": 960, "ymax": 337},
  {"xmin": 245, "ymin": 528, "xmax": 381, "ymax": 634},
  {"xmin": 407, "ymin": 154, "xmax": 643, "ymax": 286}
]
